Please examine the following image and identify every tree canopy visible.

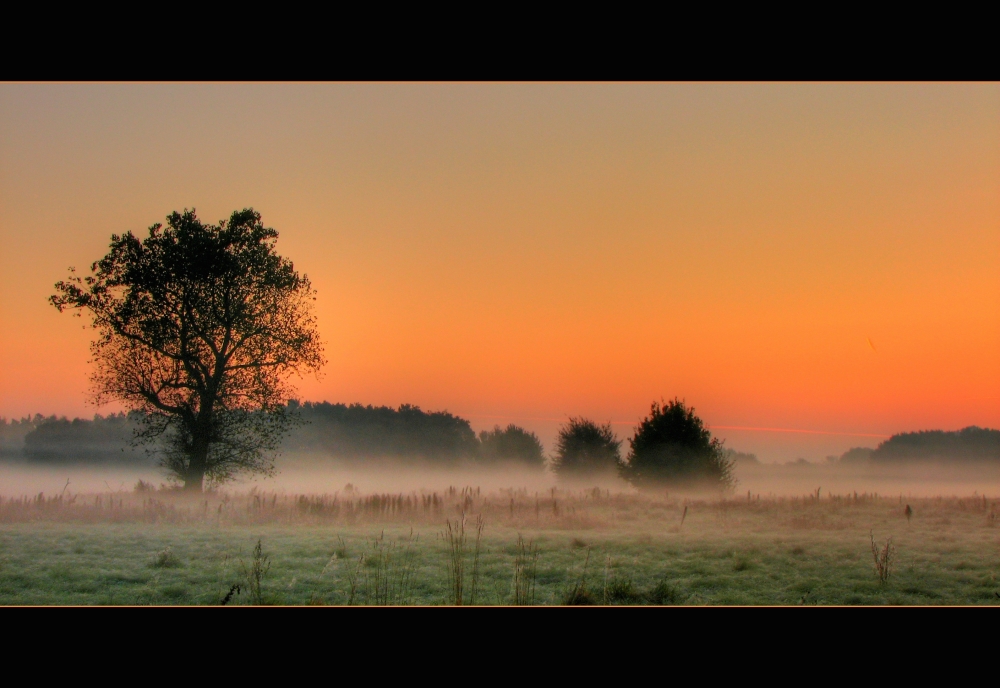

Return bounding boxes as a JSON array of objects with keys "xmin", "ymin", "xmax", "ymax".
[
  {"xmin": 285, "ymin": 401, "xmax": 479, "ymax": 462},
  {"xmin": 551, "ymin": 417, "xmax": 621, "ymax": 478},
  {"xmin": 50, "ymin": 208, "xmax": 324, "ymax": 490},
  {"xmin": 478, "ymin": 424, "xmax": 546, "ymax": 468},
  {"xmin": 619, "ymin": 399, "xmax": 734, "ymax": 490}
]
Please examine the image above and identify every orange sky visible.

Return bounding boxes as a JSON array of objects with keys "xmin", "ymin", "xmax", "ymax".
[{"xmin": 1, "ymin": 83, "xmax": 997, "ymax": 461}]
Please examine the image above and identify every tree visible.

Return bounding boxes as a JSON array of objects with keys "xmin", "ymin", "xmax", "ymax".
[
  {"xmin": 551, "ymin": 417, "xmax": 622, "ymax": 478},
  {"xmin": 287, "ymin": 401, "xmax": 480, "ymax": 463},
  {"xmin": 618, "ymin": 399, "xmax": 735, "ymax": 490},
  {"xmin": 478, "ymin": 424, "xmax": 546, "ymax": 468},
  {"xmin": 870, "ymin": 427, "xmax": 1000, "ymax": 463},
  {"xmin": 50, "ymin": 208, "xmax": 324, "ymax": 491},
  {"xmin": 839, "ymin": 447, "xmax": 874, "ymax": 464}
]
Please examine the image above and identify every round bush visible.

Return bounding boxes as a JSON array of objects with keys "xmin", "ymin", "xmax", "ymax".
[
  {"xmin": 478, "ymin": 424, "xmax": 546, "ymax": 467},
  {"xmin": 552, "ymin": 418, "xmax": 622, "ymax": 477},
  {"xmin": 619, "ymin": 399, "xmax": 734, "ymax": 489}
]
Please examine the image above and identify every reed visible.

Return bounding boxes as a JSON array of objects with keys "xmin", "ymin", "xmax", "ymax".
[
  {"xmin": 442, "ymin": 514, "xmax": 485, "ymax": 605},
  {"xmin": 443, "ymin": 516, "xmax": 466, "ymax": 605},
  {"xmin": 511, "ymin": 534, "xmax": 538, "ymax": 605},
  {"xmin": 357, "ymin": 532, "xmax": 417, "ymax": 605},
  {"xmin": 470, "ymin": 515, "xmax": 484, "ymax": 605}
]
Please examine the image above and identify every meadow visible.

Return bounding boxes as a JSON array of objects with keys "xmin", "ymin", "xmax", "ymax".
[{"xmin": 1, "ymin": 472, "xmax": 998, "ymax": 605}]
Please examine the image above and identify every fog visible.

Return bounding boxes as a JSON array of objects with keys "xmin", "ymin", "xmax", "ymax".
[
  {"xmin": 734, "ymin": 460, "xmax": 1000, "ymax": 498},
  {"xmin": 1, "ymin": 453, "xmax": 998, "ymax": 499}
]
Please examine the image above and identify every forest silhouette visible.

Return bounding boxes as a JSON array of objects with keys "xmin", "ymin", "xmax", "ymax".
[{"xmin": 2, "ymin": 406, "xmax": 997, "ymax": 468}]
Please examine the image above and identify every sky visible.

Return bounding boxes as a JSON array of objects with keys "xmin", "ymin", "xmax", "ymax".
[{"xmin": 1, "ymin": 83, "xmax": 997, "ymax": 462}]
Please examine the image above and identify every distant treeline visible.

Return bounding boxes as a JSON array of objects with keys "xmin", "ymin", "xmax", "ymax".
[
  {"xmin": 839, "ymin": 426, "xmax": 1000, "ymax": 464},
  {"xmin": 6, "ymin": 410, "xmax": 996, "ymax": 467},
  {"xmin": 285, "ymin": 401, "xmax": 481, "ymax": 463},
  {"xmin": 0, "ymin": 412, "xmax": 153, "ymax": 465},
  {"xmin": 0, "ymin": 402, "xmax": 544, "ymax": 467},
  {"xmin": 0, "ymin": 415, "xmax": 39, "ymax": 452}
]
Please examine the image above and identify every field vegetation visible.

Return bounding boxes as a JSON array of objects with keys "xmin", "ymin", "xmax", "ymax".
[{"xmin": 1, "ymin": 479, "xmax": 998, "ymax": 605}]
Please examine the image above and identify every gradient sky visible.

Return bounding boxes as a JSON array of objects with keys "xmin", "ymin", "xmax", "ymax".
[{"xmin": 1, "ymin": 83, "xmax": 997, "ymax": 461}]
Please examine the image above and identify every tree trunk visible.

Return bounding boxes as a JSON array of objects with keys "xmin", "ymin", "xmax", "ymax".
[
  {"xmin": 184, "ymin": 402, "xmax": 213, "ymax": 492},
  {"xmin": 183, "ymin": 468, "xmax": 205, "ymax": 492},
  {"xmin": 184, "ymin": 438, "xmax": 209, "ymax": 492}
]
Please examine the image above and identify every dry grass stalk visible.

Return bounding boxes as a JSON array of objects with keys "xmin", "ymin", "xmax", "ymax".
[
  {"xmin": 239, "ymin": 539, "xmax": 271, "ymax": 605},
  {"xmin": 444, "ymin": 516, "xmax": 466, "ymax": 605},
  {"xmin": 346, "ymin": 552, "xmax": 364, "ymax": 605},
  {"xmin": 469, "ymin": 514, "xmax": 484, "ymax": 604},
  {"xmin": 869, "ymin": 530, "xmax": 894, "ymax": 585},
  {"xmin": 366, "ymin": 532, "xmax": 417, "ymax": 605},
  {"xmin": 443, "ymin": 514, "xmax": 483, "ymax": 605}
]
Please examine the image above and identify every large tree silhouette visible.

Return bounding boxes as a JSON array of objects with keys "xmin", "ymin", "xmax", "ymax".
[{"xmin": 51, "ymin": 208, "xmax": 324, "ymax": 490}]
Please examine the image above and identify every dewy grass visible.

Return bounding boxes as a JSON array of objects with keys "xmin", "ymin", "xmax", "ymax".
[
  {"xmin": 149, "ymin": 546, "xmax": 182, "ymax": 569},
  {"xmin": 346, "ymin": 531, "xmax": 417, "ymax": 605},
  {"xmin": 511, "ymin": 534, "xmax": 538, "ymax": 605},
  {"xmin": 563, "ymin": 548, "xmax": 595, "ymax": 605},
  {"xmin": 0, "ymin": 488, "xmax": 999, "ymax": 605}
]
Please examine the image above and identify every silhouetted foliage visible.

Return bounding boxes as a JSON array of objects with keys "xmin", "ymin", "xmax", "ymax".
[
  {"xmin": 871, "ymin": 427, "xmax": 1000, "ymax": 463},
  {"xmin": 478, "ymin": 424, "xmax": 546, "ymax": 468},
  {"xmin": 0, "ymin": 416, "xmax": 44, "ymax": 457},
  {"xmin": 723, "ymin": 449, "xmax": 759, "ymax": 465},
  {"xmin": 551, "ymin": 418, "xmax": 621, "ymax": 477},
  {"xmin": 22, "ymin": 413, "xmax": 153, "ymax": 465},
  {"xmin": 618, "ymin": 399, "xmax": 735, "ymax": 490},
  {"xmin": 285, "ymin": 401, "xmax": 479, "ymax": 463},
  {"xmin": 839, "ymin": 447, "xmax": 874, "ymax": 464},
  {"xmin": 50, "ymin": 208, "xmax": 324, "ymax": 490},
  {"xmin": 4, "ymin": 401, "xmax": 482, "ymax": 466}
]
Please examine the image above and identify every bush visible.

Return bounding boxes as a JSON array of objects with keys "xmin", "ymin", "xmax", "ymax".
[
  {"xmin": 618, "ymin": 398, "xmax": 735, "ymax": 490},
  {"xmin": 478, "ymin": 424, "xmax": 545, "ymax": 467},
  {"xmin": 551, "ymin": 418, "xmax": 622, "ymax": 478}
]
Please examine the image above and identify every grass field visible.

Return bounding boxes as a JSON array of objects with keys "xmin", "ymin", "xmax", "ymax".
[{"xmin": 1, "ymin": 483, "xmax": 998, "ymax": 605}]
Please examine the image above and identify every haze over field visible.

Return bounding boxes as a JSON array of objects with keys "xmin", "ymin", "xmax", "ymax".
[
  {"xmin": 2, "ymin": 461, "xmax": 999, "ymax": 502},
  {"xmin": 1, "ymin": 83, "xmax": 998, "ymax": 462}
]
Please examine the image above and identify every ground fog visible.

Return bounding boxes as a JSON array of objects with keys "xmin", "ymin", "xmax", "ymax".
[{"xmin": 0, "ymin": 459, "xmax": 998, "ymax": 605}]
